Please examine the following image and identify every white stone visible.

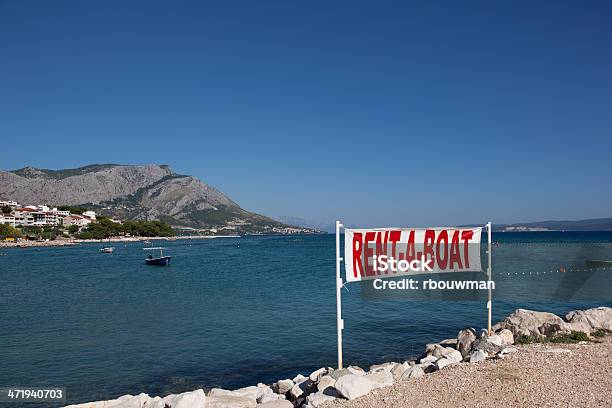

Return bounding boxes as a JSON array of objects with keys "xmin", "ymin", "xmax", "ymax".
[
  {"xmin": 306, "ymin": 390, "xmax": 338, "ymax": 407},
  {"xmin": 162, "ymin": 390, "xmax": 207, "ymax": 408},
  {"xmin": 419, "ymin": 355, "xmax": 438, "ymax": 365},
  {"xmin": 402, "ymin": 364, "xmax": 424, "ymax": 379},
  {"xmin": 292, "ymin": 374, "xmax": 308, "ymax": 384},
  {"xmin": 208, "ymin": 395, "xmax": 256, "ymax": 408},
  {"xmin": 309, "ymin": 367, "xmax": 328, "ymax": 382},
  {"xmin": 346, "ymin": 366, "xmax": 366, "ymax": 376},
  {"xmin": 365, "ymin": 369, "xmax": 394, "ymax": 389},
  {"xmin": 317, "ymin": 375, "xmax": 336, "ymax": 392},
  {"xmin": 566, "ymin": 307, "xmax": 612, "ymax": 334},
  {"xmin": 334, "ymin": 374, "xmax": 375, "ymax": 400},
  {"xmin": 273, "ymin": 379, "xmax": 294, "ymax": 395},
  {"xmin": 64, "ymin": 393, "xmax": 153, "ymax": 408},
  {"xmin": 470, "ymin": 349, "xmax": 487, "ymax": 363},
  {"xmin": 498, "ymin": 329, "xmax": 514, "ymax": 345},
  {"xmin": 391, "ymin": 362, "xmax": 410, "ymax": 380},
  {"xmin": 258, "ymin": 393, "xmax": 285, "ymax": 404}
]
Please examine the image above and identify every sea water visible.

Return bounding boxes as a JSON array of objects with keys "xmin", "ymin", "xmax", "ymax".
[{"xmin": 0, "ymin": 232, "xmax": 611, "ymax": 406}]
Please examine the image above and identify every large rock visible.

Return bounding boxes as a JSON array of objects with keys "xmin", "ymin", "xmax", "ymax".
[
  {"xmin": 435, "ymin": 350, "xmax": 462, "ymax": 370},
  {"xmin": 391, "ymin": 362, "xmax": 410, "ymax": 380},
  {"xmin": 162, "ymin": 390, "xmax": 206, "ymax": 408},
  {"xmin": 498, "ymin": 329, "xmax": 514, "ymax": 346},
  {"xmin": 329, "ymin": 366, "xmax": 365, "ymax": 380},
  {"xmin": 208, "ymin": 395, "xmax": 256, "ymax": 408},
  {"xmin": 472, "ymin": 334, "xmax": 504, "ymax": 357},
  {"xmin": 365, "ymin": 369, "xmax": 394, "ymax": 389},
  {"xmin": 419, "ymin": 355, "xmax": 438, "ymax": 365},
  {"xmin": 289, "ymin": 379, "xmax": 315, "ymax": 400},
  {"xmin": 401, "ymin": 364, "xmax": 424, "ymax": 379},
  {"xmin": 470, "ymin": 349, "xmax": 487, "ymax": 363},
  {"xmin": 334, "ymin": 374, "xmax": 375, "ymax": 400},
  {"xmin": 565, "ymin": 307, "xmax": 612, "ymax": 334},
  {"xmin": 272, "ymin": 379, "xmax": 294, "ymax": 395},
  {"xmin": 305, "ymin": 389, "xmax": 339, "ymax": 407},
  {"xmin": 257, "ymin": 393, "xmax": 286, "ymax": 404},
  {"xmin": 493, "ymin": 309, "xmax": 571, "ymax": 338},
  {"xmin": 317, "ymin": 375, "xmax": 336, "ymax": 392},
  {"xmin": 309, "ymin": 367, "xmax": 329, "ymax": 382},
  {"xmin": 64, "ymin": 393, "xmax": 153, "ymax": 408},
  {"xmin": 457, "ymin": 328, "xmax": 477, "ymax": 359}
]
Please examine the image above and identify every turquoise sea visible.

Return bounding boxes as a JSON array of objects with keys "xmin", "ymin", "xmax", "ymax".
[{"xmin": 1, "ymin": 232, "xmax": 611, "ymax": 406}]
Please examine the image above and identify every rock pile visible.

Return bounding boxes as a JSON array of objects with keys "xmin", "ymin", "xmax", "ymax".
[{"xmin": 63, "ymin": 307, "xmax": 611, "ymax": 408}]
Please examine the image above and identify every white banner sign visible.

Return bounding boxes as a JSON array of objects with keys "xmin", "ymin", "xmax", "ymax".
[{"xmin": 344, "ymin": 227, "xmax": 482, "ymax": 282}]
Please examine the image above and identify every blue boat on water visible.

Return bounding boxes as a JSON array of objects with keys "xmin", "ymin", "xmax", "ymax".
[{"xmin": 143, "ymin": 247, "xmax": 171, "ymax": 266}]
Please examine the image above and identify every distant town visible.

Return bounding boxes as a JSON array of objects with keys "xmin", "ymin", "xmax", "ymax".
[{"xmin": 0, "ymin": 199, "xmax": 102, "ymax": 229}]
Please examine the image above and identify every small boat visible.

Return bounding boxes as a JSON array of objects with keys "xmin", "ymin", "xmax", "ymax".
[
  {"xmin": 100, "ymin": 247, "xmax": 114, "ymax": 253},
  {"xmin": 143, "ymin": 247, "xmax": 171, "ymax": 266}
]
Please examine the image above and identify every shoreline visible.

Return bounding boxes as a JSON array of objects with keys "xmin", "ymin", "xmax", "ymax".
[
  {"xmin": 0, "ymin": 235, "xmax": 241, "ymax": 248},
  {"xmin": 64, "ymin": 306, "xmax": 612, "ymax": 408}
]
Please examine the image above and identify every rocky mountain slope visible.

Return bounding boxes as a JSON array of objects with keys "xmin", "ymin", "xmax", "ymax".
[{"xmin": 0, "ymin": 164, "xmax": 315, "ymax": 234}]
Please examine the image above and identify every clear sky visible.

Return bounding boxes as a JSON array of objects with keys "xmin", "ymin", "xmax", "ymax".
[{"xmin": 1, "ymin": 1, "xmax": 611, "ymax": 227}]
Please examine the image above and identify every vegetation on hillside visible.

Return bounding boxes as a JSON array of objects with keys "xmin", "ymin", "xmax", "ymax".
[
  {"xmin": 77, "ymin": 217, "xmax": 174, "ymax": 239},
  {"xmin": 0, "ymin": 224, "xmax": 22, "ymax": 238}
]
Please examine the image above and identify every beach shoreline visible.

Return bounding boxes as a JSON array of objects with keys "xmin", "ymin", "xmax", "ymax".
[{"xmin": 0, "ymin": 235, "xmax": 241, "ymax": 248}]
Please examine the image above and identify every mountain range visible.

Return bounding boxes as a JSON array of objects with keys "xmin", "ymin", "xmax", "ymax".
[{"xmin": 0, "ymin": 164, "xmax": 316, "ymax": 234}]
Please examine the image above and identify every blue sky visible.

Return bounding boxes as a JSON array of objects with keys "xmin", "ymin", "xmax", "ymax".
[{"xmin": 1, "ymin": 1, "xmax": 611, "ymax": 227}]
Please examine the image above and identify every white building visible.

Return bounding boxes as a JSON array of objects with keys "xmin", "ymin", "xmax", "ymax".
[
  {"xmin": 0, "ymin": 214, "xmax": 16, "ymax": 227},
  {"xmin": 0, "ymin": 200, "xmax": 19, "ymax": 208},
  {"xmin": 82, "ymin": 210, "xmax": 96, "ymax": 220},
  {"xmin": 62, "ymin": 215, "xmax": 92, "ymax": 228}
]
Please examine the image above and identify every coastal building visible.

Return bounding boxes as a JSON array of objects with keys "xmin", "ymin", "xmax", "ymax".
[
  {"xmin": 83, "ymin": 210, "xmax": 96, "ymax": 220},
  {"xmin": 0, "ymin": 214, "xmax": 16, "ymax": 226},
  {"xmin": 62, "ymin": 215, "xmax": 92, "ymax": 228},
  {"xmin": 0, "ymin": 200, "xmax": 19, "ymax": 208}
]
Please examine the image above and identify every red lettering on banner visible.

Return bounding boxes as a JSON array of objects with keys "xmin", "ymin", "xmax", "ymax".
[
  {"xmin": 461, "ymin": 230, "xmax": 474, "ymax": 268},
  {"xmin": 436, "ymin": 230, "xmax": 449, "ymax": 269},
  {"xmin": 449, "ymin": 230, "xmax": 463, "ymax": 269},
  {"xmin": 352, "ymin": 232, "xmax": 363, "ymax": 278},
  {"xmin": 389, "ymin": 230, "xmax": 401, "ymax": 259},
  {"xmin": 423, "ymin": 229, "xmax": 435, "ymax": 268},
  {"xmin": 364, "ymin": 231, "xmax": 376, "ymax": 276},
  {"xmin": 406, "ymin": 230, "xmax": 416, "ymax": 261}
]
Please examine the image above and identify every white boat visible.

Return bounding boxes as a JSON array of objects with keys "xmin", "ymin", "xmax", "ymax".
[
  {"xmin": 143, "ymin": 247, "xmax": 171, "ymax": 266},
  {"xmin": 100, "ymin": 247, "xmax": 114, "ymax": 253}
]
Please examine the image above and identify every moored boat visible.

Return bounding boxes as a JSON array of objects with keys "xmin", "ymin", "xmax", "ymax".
[
  {"xmin": 143, "ymin": 247, "xmax": 171, "ymax": 266},
  {"xmin": 100, "ymin": 247, "xmax": 114, "ymax": 253}
]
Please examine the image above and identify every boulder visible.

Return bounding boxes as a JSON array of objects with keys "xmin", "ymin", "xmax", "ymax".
[
  {"xmin": 498, "ymin": 329, "xmax": 514, "ymax": 346},
  {"xmin": 334, "ymin": 374, "xmax": 375, "ymax": 400},
  {"xmin": 401, "ymin": 364, "xmax": 424, "ymax": 379},
  {"xmin": 391, "ymin": 362, "xmax": 410, "ymax": 380},
  {"xmin": 365, "ymin": 369, "xmax": 394, "ymax": 389},
  {"xmin": 472, "ymin": 334, "xmax": 504, "ymax": 357},
  {"xmin": 162, "ymin": 390, "xmax": 206, "ymax": 408},
  {"xmin": 419, "ymin": 355, "xmax": 438, "ymax": 365},
  {"xmin": 64, "ymin": 393, "xmax": 153, "ymax": 408},
  {"xmin": 470, "ymin": 349, "xmax": 487, "ymax": 363},
  {"xmin": 347, "ymin": 366, "xmax": 366, "ymax": 376},
  {"xmin": 317, "ymin": 375, "xmax": 336, "ymax": 392},
  {"xmin": 309, "ymin": 367, "xmax": 328, "ymax": 382},
  {"xmin": 257, "ymin": 400, "xmax": 293, "ymax": 408},
  {"xmin": 305, "ymin": 389, "xmax": 339, "ymax": 407},
  {"xmin": 208, "ymin": 387, "xmax": 258, "ymax": 402},
  {"xmin": 208, "ymin": 394, "xmax": 256, "ymax": 408},
  {"xmin": 565, "ymin": 307, "xmax": 612, "ymax": 334},
  {"xmin": 493, "ymin": 309, "xmax": 571, "ymax": 338},
  {"xmin": 368, "ymin": 362, "xmax": 396, "ymax": 373},
  {"xmin": 272, "ymin": 379, "xmax": 294, "ymax": 395},
  {"xmin": 434, "ymin": 350, "xmax": 462, "ymax": 370},
  {"xmin": 457, "ymin": 328, "xmax": 477, "ymax": 359},
  {"xmin": 289, "ymin": 379, "xmax": 315, "ymax": 400},
  {"xmin": 500, "ymin": 347, "xmax": 518, "ymax": 355},
  {"xmin": 292, "ymin": 374, "xmax": 308, "ymax": 384},
  {"xmin": 439, "ymin": 338, "xmax": 458, "ymax": 348}
]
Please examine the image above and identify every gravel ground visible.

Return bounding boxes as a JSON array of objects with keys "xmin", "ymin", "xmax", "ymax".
[{"xmin": 326, "ymin": 336, "xmax": 612, "ymax": 408}]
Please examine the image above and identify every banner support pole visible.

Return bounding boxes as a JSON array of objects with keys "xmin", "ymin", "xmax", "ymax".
[
  {"xmin": 335, "ymin": 220, "xmax": 344, "ymax": 369},
  {"xmin": 486, "ymin": 221, "xmax": 493, "ymax": 335}
]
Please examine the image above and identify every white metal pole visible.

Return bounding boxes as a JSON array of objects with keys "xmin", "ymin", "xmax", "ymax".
[
  {"xmin": 487, "ymin": 221, "xmax": 493, "ymax": 335},
  {"xmin": 335, "ymin": 220, "xmax": 344, "ymax": 369}
]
